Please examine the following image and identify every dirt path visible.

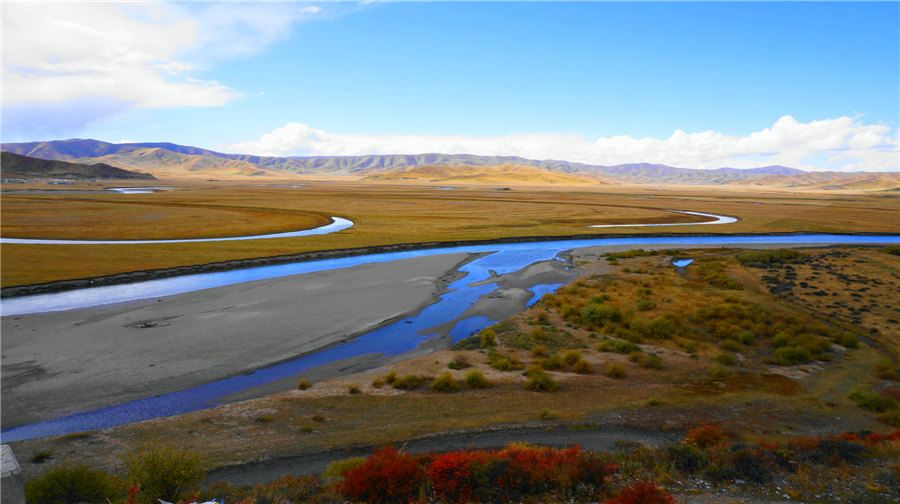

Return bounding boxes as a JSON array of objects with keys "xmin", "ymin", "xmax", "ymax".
[{"xmin": 207, "ymin": 424, "xmax": 677, "ymax": 485}]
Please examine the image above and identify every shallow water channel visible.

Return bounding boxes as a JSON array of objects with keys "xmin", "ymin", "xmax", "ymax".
[{"xmin": 1, "ymin": 233, "xmax": 897, "ymax": 441}]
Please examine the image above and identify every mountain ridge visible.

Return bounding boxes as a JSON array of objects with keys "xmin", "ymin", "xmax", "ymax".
[{"xmin": 1, "ymin": 139, "xmax": 888, "ymax": 187}]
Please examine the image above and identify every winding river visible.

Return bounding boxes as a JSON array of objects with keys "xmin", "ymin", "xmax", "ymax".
[
  {"xmin": 0, "ymin": 210, "xmax": 734, "ymax": 245},
  {"xmin": 1, "ymin": 232, "xmax": 898, "ymax": 441},
  {"xmin": 590, "ymin": 210, "xmax": 737, "ymax": 228},
  {"xmin": 0, "ymin": 217, "xmax": 354, "ymax": 245}
]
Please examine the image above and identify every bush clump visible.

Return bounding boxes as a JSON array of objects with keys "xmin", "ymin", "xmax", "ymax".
[
  {"xmin": 562, "ymin": 350, "xmax": 583, "ymax": 367},
  {"xmin": 447, "ymin": 355, "xmax": 471, "ymax": 370},
  {"xmin": 538, "ymin": 353, "xmax": 564, "ymax": 370},
  {"xmin": 603, "ymin": 481, "xmax": 676, "ymax": 504},
  {"xmin": 582, "ymin": 304, "xmax": 623, "ymax": 326},
  {"xmin": 598, "ymin": 338, "xmax": 641, "ymax": 354},
  {"xmin": 392, "ymin": 374, "xmax": 427, "ymax": 390},
  {"xmin": 666, "ymin": 443, "xmax": 708, "ymax": 473},
  {"xmin": 572, "ymin": 359, "xmax": 593, "ymax": 374},
  {"xmin": 488, "ymin": 350, "xmax": 522, "ymax": 371},
  {"xmin": 637, "ymin": 299, "xmax": 657, "ymax": 311},
  {"xmin": 773, "ymin": 346, "xmax": 812, "ymax": 365},
  {"xmin": 737, "ymin": 249, "xmax": 807, "ymax": 267},
  {"xmin": 849, "ymin": 389, "xmax": 898, "ymax": 413},
  {"xmin": 684, "ymin": 423, "xmax": 727, "ymax": 449},
  {"xmin": 479, "ymin": 328, "xmax": 497, "ymax": 348},
  {"xmin": 123, "ymin": 445, "xmax": 206, "ymax": 504},
  {"xmin": 629, "ymin": 351, "xmax": 663, "ymax": 369},
  {"xmin": 605, "ymin": 249, "xmax": 656, "ymax": 260},
  {"xmin": 525, "ymin": 366, "xmax": 559, "ymax": 391},
  {"xmin": 427, "ymin": 445, "xmax": 615, "ymax": 502},
  {"xmin": 340, "ymin": 447, "xmax": 424, "ymax": 504},
  {"xmin": 604, "ymin": 362, "xmax": 627, "ymax": 379},
  {"xmin": 372, "ymin": 371, "xmax": 397, "ymax": 388},
  {"xmin": 875, "ymin": 359, "xmax": 898, "ymax": 380},
  {"xmin": 696, "ymin": 261, "xmax": 743, "ymax": 290},
  {"xmin": 25, "ymin": 465, "xmax": 119, "ymax": 504},
  {"xmin": 714, "ymin": 352, "xmax": 738, "ymax": 367},
  {"xmin": 430, "ymin": 372, "xmax": 460, "ymax": 393},
  {"xmin": 646, "ymin": 316, "xmax": 678, "ymax": 339},
  {"xmin": 531, "ymin": 345, "xmax": 550, "ymax": 358},
  {"xmin": 462, "ymin": 369, "xmax": 491, "ymax": 389},
  {"xmin": 322, "ymin": 456, "xmax": 367, "ymax": 482}
]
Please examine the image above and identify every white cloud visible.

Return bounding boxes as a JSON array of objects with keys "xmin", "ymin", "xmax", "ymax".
[
  {"xmin": 1, "ymin": 2, "xmax": 322, "ymax": 109},
  {"xmin": 2, "ymin": 3, "xmax": 233, "ymax": 108},
  {"xmin": 192, "ymin": 3, "xmax": 320, "ymax": 59},
  {"xmin": 230, "ymin": 116, "xmax": 900, "ymax": 172}
]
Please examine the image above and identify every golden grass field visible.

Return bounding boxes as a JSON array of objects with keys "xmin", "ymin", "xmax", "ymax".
[
  {"xmin": 363, "ymin": 163, "xmax": 608, "ymax": 184},
  {"xmin": 1, "ymin": 180, "xmax": 898, "ymax": 286},
  {"xmin": 10, "ymin": 246, "xmax": 897, "ymax": 478}
]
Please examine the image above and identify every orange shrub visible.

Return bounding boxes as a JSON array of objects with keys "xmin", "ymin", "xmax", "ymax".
[
  {"xmin": 684, "ymin": 423, "xmax": 727, "ymax": 449},
  {"xmin": 604, "ymin": 481, "xmax": 676, "ymax": 504}
]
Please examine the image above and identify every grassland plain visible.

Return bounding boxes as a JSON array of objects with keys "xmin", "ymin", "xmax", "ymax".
[
  {"xmin": 10, "ymin": 246, "xmax": 898, "ymax": 496},
  {"xmin": 1, "ymin": 180, "xmax": 898, "ymax": 286}
]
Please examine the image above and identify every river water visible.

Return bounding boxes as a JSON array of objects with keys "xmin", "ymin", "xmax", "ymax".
[{"xmin": 1, "ymin": 233, "xmax": 897, "ymax": 441}]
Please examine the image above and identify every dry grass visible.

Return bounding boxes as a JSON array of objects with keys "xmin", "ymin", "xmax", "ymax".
[
  {"xmin": 364, "ymin": 163, "xmax": 607, "ymax": 185},
  {"xmin": 2, "ymin": 181, "xmax": 897, "ymax": 286}
]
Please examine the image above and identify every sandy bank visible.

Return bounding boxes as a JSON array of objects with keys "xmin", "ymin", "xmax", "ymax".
[{"xmin": 1, "ymin": 253, "xmax": 470, "ymax": 429}]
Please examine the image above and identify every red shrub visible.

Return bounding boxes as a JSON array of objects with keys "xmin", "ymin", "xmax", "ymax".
[
  {"xmin": 494, "ymin": 444, "xmax": 614, "ymax": 498},
  {"xmin": 604, "ymin": 481, "xmax": 676, "ymax": 504},
  {"xmin": 499, "ymin": 445, "xmax": 582, "ymax": 491},
  {"xmin": 124, "ymin": 485, "xmax": 140, "ymax": 504},
  {"xmin": 341, "ymin": 447, "xmax": 424, "ymax": 503},
  {"xmin": 862, "ymin": 429, "xmax": 900, "ymax": 444},
  {"xmin": 787, "ymin": 436, "xmax": 821, "ymax": 452},
  {"xmin": 684, "ymin": 423, "xmax": 727, "ymax": 449},
  {"xmin": 427, "ymin": 450, "xmax": 491, "ymax": 502},
  {"xmin": 341, "ymin": 444, "xmax": 615, "ymax": 502}
]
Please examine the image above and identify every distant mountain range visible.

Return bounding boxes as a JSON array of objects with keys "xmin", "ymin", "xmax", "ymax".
[
  {"xmin": 1, "ymin": 151, "xmax": 155, "ymax": 180},
  {"xmin": 2, "ymin": 138, "xmax": 896, "ymax": 189}
]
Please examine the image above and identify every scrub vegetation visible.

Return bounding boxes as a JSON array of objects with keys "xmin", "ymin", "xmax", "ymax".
[
  {"xmin": 23, "ymin": 429, "xmax": 900, "ymax": 503},
  {"xmin": 12, "ymin": 246, "xmax": 900, "ymax": 503}
]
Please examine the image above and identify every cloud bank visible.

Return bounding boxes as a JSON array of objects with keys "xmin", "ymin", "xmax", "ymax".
[
  {"xmin": 1, "ymin": 2, "xmax": 321, "ymax": 132},
  {"xmin": 230, "ymin": 116, "xmax": 899, "ymax": 172}
]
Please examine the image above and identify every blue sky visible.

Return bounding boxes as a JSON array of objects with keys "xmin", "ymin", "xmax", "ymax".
[{"xmin": 2, "ymin": 1, "xmax": 898, "ymax": 170}]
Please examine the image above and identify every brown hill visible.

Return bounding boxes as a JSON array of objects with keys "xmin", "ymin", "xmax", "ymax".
[
  {"xmin": 364, "ymin": 164, "xmax": 608, "ymax": 185},
  {"xmin": 732, "ymin": 171, "xmax": 900, "ymax": 191},
  {"xmin": 1, "ymin": 152, "xmax": 155, "ymax": 180},
  {"xmin": 75, "ymin": 147, "xmax": 298, "ymax": 179}
]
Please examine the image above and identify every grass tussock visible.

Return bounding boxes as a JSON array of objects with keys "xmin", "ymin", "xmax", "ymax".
[{"xmin": 525, "ymin": 366, "xmax": 559, "ymax": 392}]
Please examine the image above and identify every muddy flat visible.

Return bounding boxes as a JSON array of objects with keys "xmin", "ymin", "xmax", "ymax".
[{"xmin": 1, "ymin": 252, "xmax": 470, "ymax": 428}]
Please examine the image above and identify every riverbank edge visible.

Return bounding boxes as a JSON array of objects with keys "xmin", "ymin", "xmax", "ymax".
[{"xmin": 3, "ymin": 231, "xmax": 898, "ymax": 298}]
